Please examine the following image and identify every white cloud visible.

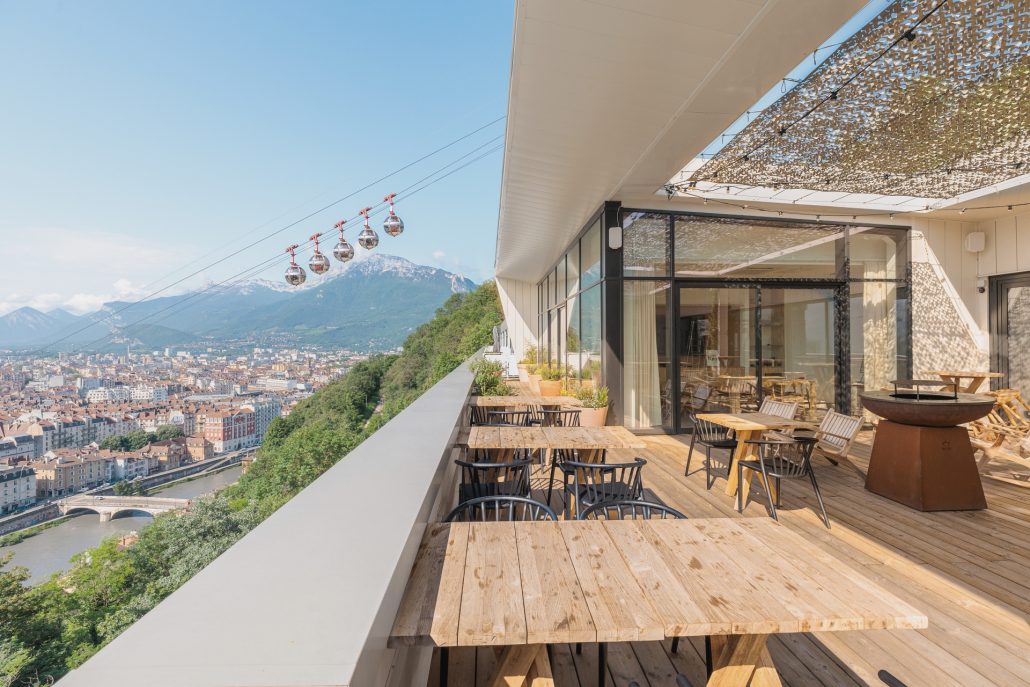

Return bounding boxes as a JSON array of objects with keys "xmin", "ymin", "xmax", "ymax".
[
  {"xmin": 0, "ymin": 227, "xmax": 197, "ymax": 316},
  {"xmin": 432, "ymin": 250, "xmax": 446, "ymax": 259}
]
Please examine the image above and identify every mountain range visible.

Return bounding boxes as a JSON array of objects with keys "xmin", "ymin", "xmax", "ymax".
[{"xmin": 0, "ymin": 254, "xmax": 477, "ymax": 352}]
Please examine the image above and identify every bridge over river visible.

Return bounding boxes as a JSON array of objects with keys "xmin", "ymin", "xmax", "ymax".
[{"xmin": 58, "ymin": 495, "xmax": 191, "ymax": 522}]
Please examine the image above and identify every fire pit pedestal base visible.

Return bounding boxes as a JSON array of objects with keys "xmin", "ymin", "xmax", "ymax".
[{"xmin": 865, "ymin": 420, "xmax": 987, "ymax": 511}]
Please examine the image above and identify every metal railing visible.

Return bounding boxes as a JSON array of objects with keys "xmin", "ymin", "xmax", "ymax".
[{"xmin": 57, "ymin": 357, "xmax": 474, "ymax": 687}]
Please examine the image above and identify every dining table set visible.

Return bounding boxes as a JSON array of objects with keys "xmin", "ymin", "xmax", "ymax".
[{"xmin": 386, "ymin": 394, "xmax": 928, "ymax": 687}]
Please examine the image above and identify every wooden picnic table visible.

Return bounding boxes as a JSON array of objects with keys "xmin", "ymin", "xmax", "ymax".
[
  {"xmin": 927, "ymin": 370, "xmax": 1004, "ymax": 394},
  {"xmin": 470, "ymin": 394, "xmax": 581, "ymax": 407},
  {"xmin": 696, "ymin": 412, "xmax": 800, "ymax": 505},
  {"xmin": 390, "ymin": 519, "xmax": 927, "ymax": 687},
  {"xmin": 466, "ymin": 425, "xmax": 645, "ymax": 450}
]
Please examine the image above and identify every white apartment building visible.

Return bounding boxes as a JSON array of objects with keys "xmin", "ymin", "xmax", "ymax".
[
  {"xmin": 0, "ymin": 466, "xmax": 36, "ymax": 513},
  {"xmin": 110, "ymin": 455, "xmax": 150, "ymax": 481},
  {"xmin": 0, "ymin": 434, "xmax": 38, "ymax": 463},
  {"xmin": 241, "ymin": 397, "xmax": 283, "ymax": 441},
  {"xmin": 85, "ymin": 387, "xmax": 132, "ymax": 404},
  {"xmin": 130, "ymin": 384, "xmax": 169, "ymax": 401}
]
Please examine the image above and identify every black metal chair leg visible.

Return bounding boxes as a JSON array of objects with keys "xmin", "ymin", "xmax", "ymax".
[
  {"xmin": 736, "ymin": 462, "xmax": 745, "ymax": 513},
  {"xmin": 760, "ymin": 462, "xmax": 778, "ymax": 521},
  {"xmin": 671, "ymin": 636, "xmax": 679, "ymax": 653},
  {"xmin": 546, "ymin": 462, "xmax": 557, "ymax": 507},
  {"xmin": 685, "ymin": 433, "xmax": 696, "ymax": 476},
  {"xmin": 440, "ymin": 647, "xmax": 448, "ymax": 687},
  {"xmin": 705, "ymin": 636, "xmax": 713, "ymax": 677},
  {"xmin": 576, "ymin": 642, "xmax": 582, "ymax": 655},
  {"xmin": 809, "ymin": 470, "xmax": 831, "ymax": 528},
  {"xmin": 598, "ymin": 642, "xmax": 607, "ymax": 687},
  {"xmin": 775, "ymin": 477, "xmax": 782, "ymax": 508},
  {"xmin": 705, "ymin": 447, "xmax": 714, "ymax": 490}
]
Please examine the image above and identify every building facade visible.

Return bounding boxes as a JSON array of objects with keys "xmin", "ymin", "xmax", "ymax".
[{"xmin": 0, "ymin": 465, "xmax": 36, "ymax": 512}]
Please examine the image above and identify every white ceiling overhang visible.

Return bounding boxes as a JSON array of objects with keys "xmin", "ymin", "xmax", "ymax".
[{"xmin": 495, "ymin": 0, "xmax": 867, "ymax": 282}]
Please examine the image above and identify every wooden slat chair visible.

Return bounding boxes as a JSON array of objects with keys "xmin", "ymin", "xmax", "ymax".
[
  {"xmin": 759, "ymin": 398, "xmax": 799, "ymax": 420},
  {"xmin": 799, "ymin": 409, "xmax": 863, "ymax": 466}
]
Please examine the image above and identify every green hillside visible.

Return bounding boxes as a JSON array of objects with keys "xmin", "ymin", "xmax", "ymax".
[{"xmin": 0, "ymin": 282, "xmax": 503, "ymax": 685}]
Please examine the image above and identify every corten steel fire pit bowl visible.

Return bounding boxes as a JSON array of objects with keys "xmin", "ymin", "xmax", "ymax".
[{"xmin": 860, "ymin": 381, "xmax": 994, "ymax": 512}]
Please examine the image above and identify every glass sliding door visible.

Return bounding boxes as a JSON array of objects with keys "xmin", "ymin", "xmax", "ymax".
[
  {"xmin": 677, "ymin": 287, "xmax": 757, "ymax": 423},
  {"xmin": 760, "ymin": 288, "xmax": 836, "ymax": 418},
  {"xmin": 990, "ymin": 272, "xmax": 1030, "ymax": 399}
]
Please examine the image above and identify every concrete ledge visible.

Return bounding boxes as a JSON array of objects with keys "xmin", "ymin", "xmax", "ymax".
[{"xmin": 57, "ymin": 359, "xmax": 473, "ymax": 687}]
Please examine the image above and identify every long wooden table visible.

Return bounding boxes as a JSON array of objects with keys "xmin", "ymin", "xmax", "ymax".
[
  {"xmin": 466, "ymin": 425, "xmax": 645, "ymax": 450},
  {"xmin": 391, "ymin": 519, "xmax": 927, "ymax": 687},
  {"xmin": 470, "ymin": 395, "xmax": 581, "ymax": 407},
  {"xmin": 696, "ymin": 412, "xmax": 799, "ymax": 505}
]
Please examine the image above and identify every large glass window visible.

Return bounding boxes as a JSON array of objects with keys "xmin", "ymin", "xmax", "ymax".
[
  {"xmin": 623, "ymin": 213, "xmax": 670, "ymax": 276},
  {"xmin": 567, "ymin": 242, "xmax": 579, "ymax": 300},
  {"xmin": 851, "ymin": 280, "xmax": 901, "ymax": 416},
  {"xmin": 624, "ymin": 281, "xmax": 671, "ymax": 429},
  {"xmin": 557, "ymin": 256, "xmax": 567, "ymax": 304},
  {"xmin": 675, "ymin": 216, "xmax": 842, "ymax": 279},
  {"xmin": 565, "ymin": 295, "xmax": 580, "ymax": 380},
  {"xmin": 582, "ymin": 220, "xmax": 602, "ymax": 288},
  {"xmin": 580, "ymin": 286, "xmax": 602, "ymax": 387},
  {"xmin": 850, "ymin": 226, "xmax": 907, "ymax": 280}
]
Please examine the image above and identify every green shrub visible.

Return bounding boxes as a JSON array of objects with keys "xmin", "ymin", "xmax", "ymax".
[{"xmin": 470, "ymin": 359, "xmax": 511, "ymax": 395}]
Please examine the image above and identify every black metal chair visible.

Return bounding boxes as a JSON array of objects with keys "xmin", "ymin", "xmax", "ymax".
[
  {"xmin": 545, "ymin": 447, "xmax": 606, "ymax": 511},
  {"xmin": 737, "ymin": 437, "xmax": 831, "ymax": 528},
  {"xmin": 580, "ymin": 499, "xmax": 686, "ymax": 520},
  {"xmin": 684, "ymin": 411, "xmax": 738, "ymax": 489},
  {"xmin": 486, "ymin": 409, "xmax": 532, "ymax": 426},
  {"xmin": 526, "ymin": 404, "xmax": 546, "ymax": 426},
  {"xmin": 456, "ymin": 458, "xmax": 531, "ymax": 504},
  {"xmin": 562, "ymin": 458, "xmax": 646, "ymax": 519},
  {"xmin": 444, "ymin": 495, "xmax": 557, "ymax": 522},
  {"xmin": 540, "ymin": 408, "xmax": 581, "ymax": 427},
  {"xmin": 469, "ymin": 404, "xmax": 491, "ymax": 426}
]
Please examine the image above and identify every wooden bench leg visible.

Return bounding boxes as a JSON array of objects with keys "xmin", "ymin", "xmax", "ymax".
[
  {"xmin": 706, "ymin": 634, "xmax": 781, "ymax": 687},
  {"xmin": 488, "ymin": 645, "xmax": 550, "ymax": 687}
]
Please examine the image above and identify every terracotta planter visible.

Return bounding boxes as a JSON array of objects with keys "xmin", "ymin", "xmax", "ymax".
[
  {"xmin": 578, "ymin": 406, "xmax": 608, "ymax": 427},
  {"xmin": 528, "ymin": 374, "xmax": 541, "ymax": 394},
  {"xmin": 517, "ymin": 364, "xmax": 531, "ymax": 384},
  {"xmin": 538, "ymin": 380, "xmax": 562, "ymax": 396}
]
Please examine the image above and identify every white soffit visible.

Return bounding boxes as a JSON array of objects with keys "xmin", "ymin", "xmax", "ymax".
[{"xmin": 495, "ymin": 0, "xmax": 866, "ymax": 281}]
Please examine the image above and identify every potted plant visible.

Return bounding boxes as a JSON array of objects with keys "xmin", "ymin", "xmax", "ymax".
[
  {"xmin": 470, "ymin": 360, "xmax": 513, "ymax": 396},
  {"xmin": 517, "ymin": 344, "xmax": 538, "ymax": 384},
  {"xmin": 576, "ymin": 385, "xmax": 609, "ymax": 427},
  {"xmin": 538, "ymin": 365, "xmax": 565, "ymax": 396}
]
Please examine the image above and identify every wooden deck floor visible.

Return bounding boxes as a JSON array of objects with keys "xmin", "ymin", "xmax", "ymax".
[{"xmin": 432, "ymin": 432, "xmax": 1030, "ymax": 686}]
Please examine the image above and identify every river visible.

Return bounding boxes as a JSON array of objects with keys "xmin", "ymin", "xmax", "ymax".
[{"xmin": 3, "ymin": 465, "xmax": 243, "ymax": 584}]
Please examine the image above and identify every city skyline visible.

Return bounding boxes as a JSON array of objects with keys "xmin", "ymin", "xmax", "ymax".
[{"xmin": 0, "ymin": 1, "xmax": 512, "ymax": 316}]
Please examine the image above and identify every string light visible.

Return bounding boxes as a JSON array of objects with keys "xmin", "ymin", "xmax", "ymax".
[
  {"xmin": 284, "ymin": 244, "xmax": 306, "ymax": 286},
  {"xmin": 308, "ymin": 232, "xmax": 331, "ymax": 275}
]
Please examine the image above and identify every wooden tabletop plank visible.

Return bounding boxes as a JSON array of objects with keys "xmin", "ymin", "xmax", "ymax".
[
  {"xmin": 458, "ymin": 522, "xmax": 527, "ymax": 646},
  {"xmin": 390, "ymin": 522, "xmax": 469, "ymax": 647},
  {"xmin": 471, "ymin": 395, "xmax": 581, "ymax": 407},
  {"xmin": 514, "ymin": 521, "xmax": 597, "ymax": 644},
  {"xmin": 696, "ymin": 412, "xmax": 799, "ymax": 432},
  {"xmin": 558, "ymin": 520, "xmax": 664, "ymax": 642},
  {"xmin": 466, "ymin": 426, "xmax": 645, "ymax": 450},
  {"xmin": 602, "ymin": 520, "xmax": 710, "ymax": 637}
]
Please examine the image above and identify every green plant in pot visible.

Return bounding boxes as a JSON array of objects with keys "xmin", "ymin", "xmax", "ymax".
[
  {"xmin": 537, "ymin": 364, "xmax": 565, "ymax": 396},
  {"xmin": 576, "ymin": 385, "xmax": 609, "ymax": 426},
  {"xmin": 470, "ymin": 359, "xmax": 512, "ymax": 396}
]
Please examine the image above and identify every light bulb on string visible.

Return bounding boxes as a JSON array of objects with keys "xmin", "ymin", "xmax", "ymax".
[
  {"xmin": 284, "ymin": 244, "xmax": 307, "ymax": 286},
  {"xmin": 332, "ymin": 220, "xmax": 355, "ymax": 262},
  {"xmin": 382, "ymin": 193, "xmax": 404, "ymax": 237},
  {"xmin": 357, "ymin": 207, "xmax": 379, "ymax": 250},
  {"xmin": 308, "ymin": 232, "xmax": 330, "ymax": 274}
]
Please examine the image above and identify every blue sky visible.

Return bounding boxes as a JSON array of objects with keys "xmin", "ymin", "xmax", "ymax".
[{"xmin": 0, "ymin": 1, "xmax": 512, "ymax": 315}]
